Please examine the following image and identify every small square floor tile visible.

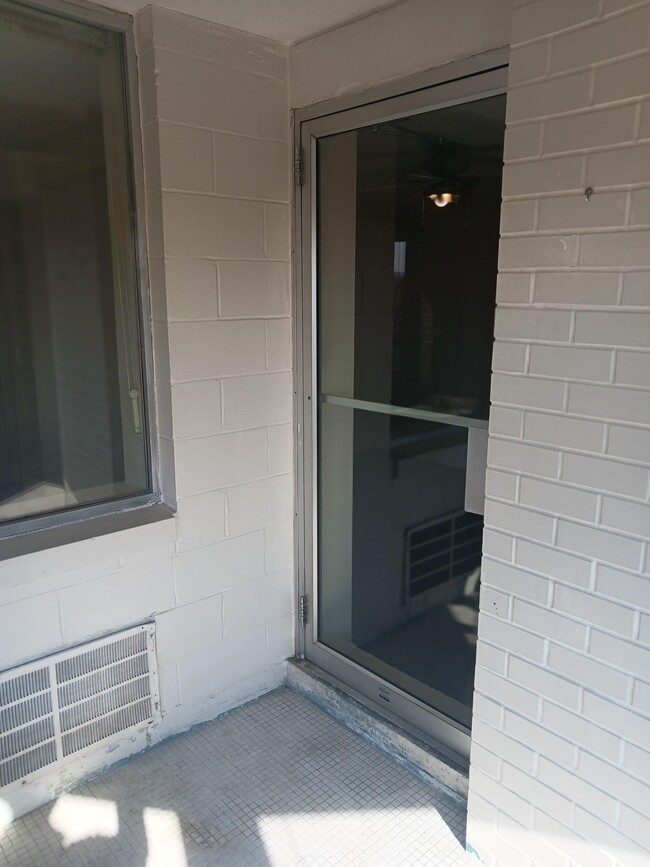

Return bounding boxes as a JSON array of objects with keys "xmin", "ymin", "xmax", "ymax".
[{"xmin": 1, "ymin": 688, "xmax": 475, "ymax": 866}]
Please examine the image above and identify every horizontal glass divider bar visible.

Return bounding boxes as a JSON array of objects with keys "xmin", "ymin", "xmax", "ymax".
[{"xmin": 319, "ymin": 394, "xmax": 489, "ymax": 429}]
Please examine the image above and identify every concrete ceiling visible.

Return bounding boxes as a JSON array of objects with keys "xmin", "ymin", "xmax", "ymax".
[{"xmin": 106, "ymin": 0, "xmax": 406, "ymax": 44}]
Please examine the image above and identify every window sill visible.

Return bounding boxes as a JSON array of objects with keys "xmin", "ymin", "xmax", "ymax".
[{"xmin": 0, "ymin": 501, "xmax": 175, "ymax": 562}]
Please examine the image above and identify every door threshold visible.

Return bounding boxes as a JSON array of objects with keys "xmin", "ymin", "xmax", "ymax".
[{"xmin": 286, "ymin": 658, "xmax": 469, "ymax": 804}]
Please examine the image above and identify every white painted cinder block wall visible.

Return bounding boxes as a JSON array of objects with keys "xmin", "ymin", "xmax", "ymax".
[
  {"xmin": 137, "ymin": 6, "xmax": 294, "ymax": 733},
  {"xmin": 0, "ymin": 5, "xmax": 293, "ymax": 783},
  {"xmin": 288, "ymin": 0, "xmax": 511, "ymax": 107},
  {"xmin": 467, "ymin": 2, "xmax": 650, "ymax": 866}
]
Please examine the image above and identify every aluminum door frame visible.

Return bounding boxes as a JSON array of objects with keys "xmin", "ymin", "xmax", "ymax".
[{"xmin": 293, "ymin": 58, "xmax": 508, "ymax": 763}]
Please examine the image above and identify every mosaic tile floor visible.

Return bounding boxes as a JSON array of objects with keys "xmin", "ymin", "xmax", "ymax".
[{"xmin": 1, "ymin": 688, "xmax": 476, "ymax": 866}]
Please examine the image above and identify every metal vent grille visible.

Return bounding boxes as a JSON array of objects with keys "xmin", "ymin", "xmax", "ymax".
[
  {"xmin": 0, "ymin": 666, "xmax": 54, "ymax": 787},
  {"xmin": 0, "ymin": 668, "xmax": 50, "ymax": 705},
  {"xmin": 1, "ymin": 624, "xmax": 157, "ymax": 789},
  {"xmin": 405, "ymin": 510, "xmax": 483, "ymax": 600}
]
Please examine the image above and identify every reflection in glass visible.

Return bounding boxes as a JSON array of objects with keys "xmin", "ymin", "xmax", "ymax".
[
  {"xmin": 0, "ymin": 3, "xmax": 148, "ymax": 524},
  {"xmin": 320, "ymin": 406, "xmax": 482, "ymax": 727},
  {"xmin": 316, "ymin": 95, "xmax": 505, "ymax": 728},
  {"xmin": 318, "ymin": 96, "xmax": 505, "ymax": 422}
]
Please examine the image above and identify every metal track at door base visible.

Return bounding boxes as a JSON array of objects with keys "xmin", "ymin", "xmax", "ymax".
[{"xmin": 286, "ymin": 658, "xmax": 469, "ymax": 803}]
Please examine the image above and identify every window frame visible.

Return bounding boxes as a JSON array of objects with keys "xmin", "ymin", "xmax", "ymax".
[{"xmin": 0, "ymin": 0, "xmax": 166, "ymax": 548}]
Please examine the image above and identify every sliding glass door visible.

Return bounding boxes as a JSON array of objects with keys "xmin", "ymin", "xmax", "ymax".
[{"xmin": 298, "ymin": 68, "xmax": 506, "ymax": 759}]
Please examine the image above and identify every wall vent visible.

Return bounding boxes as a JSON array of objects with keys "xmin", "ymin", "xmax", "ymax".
[
  {"xmin": 0, "ymin": 624, "xmax": 158, "ymax": 789},
  {"xmin": 405, "ymin": 510, "xmax": 483, "ymax": 601}
]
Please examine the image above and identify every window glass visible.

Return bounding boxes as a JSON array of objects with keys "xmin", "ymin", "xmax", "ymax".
[{"xmin": 0, "ymin": 1, "xmax": 149, "ymax": 526}]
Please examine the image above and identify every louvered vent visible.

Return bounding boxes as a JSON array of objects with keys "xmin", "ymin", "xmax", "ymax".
[
  {"xmin": 1, "ymin": 624, "xmax": 157, "ymax": 789},
  {"xmin": 405, "ymin": 510, "xmax": 483, "ymax": 600}
]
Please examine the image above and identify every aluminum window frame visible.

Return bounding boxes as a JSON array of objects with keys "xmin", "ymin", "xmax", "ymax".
[{"xmin": 0, "ymin": 0, "xmax": 164, "ymax": 546}]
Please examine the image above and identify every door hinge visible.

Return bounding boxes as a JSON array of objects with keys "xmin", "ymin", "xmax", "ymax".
[
  {"xmin": 298, "ymin": 594, "xmax": 308, "ymax": 627},
  {"xmin": 294, "ymin": 147, "xmax": 304, "ymax": 187}
]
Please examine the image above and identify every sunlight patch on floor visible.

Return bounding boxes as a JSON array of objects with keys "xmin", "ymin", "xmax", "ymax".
[
  {"xmin": 0, "ymin": 799, "xmax": 14, "ymax": 834},
  {"xmin": 143, "ymin": 806, "xmax": 188, "ymax": 867},
  {"xmin": 49, "ymin": 794, "xmax": 118, "ymax": 846},
  {"xmin": 258, "ymin": 806, "xmax": 441, "ymax": 865}
]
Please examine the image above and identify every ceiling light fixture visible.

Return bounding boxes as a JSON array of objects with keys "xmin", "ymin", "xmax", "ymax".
[{"xmin": 428, "ymin": 191, "xmax": 456, "ymax": 208}]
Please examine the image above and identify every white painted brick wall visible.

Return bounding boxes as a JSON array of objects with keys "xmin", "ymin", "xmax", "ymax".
[
  {"xmin": 0, "ymin": 5, "xmax": 293, "ymax": 807},
  {"xmin": 467, "ymin": 2, "xmax": 650, "ymax": 866}
]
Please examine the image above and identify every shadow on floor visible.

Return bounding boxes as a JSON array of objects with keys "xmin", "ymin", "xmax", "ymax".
[{"xmin": 1, "ymin": 688, "xmax": 472, "ymax": 866}]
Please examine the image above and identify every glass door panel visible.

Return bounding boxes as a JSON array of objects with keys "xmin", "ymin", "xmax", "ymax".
[{"xmin": 306, "ymin": 82, "xmax": 506, "ymax": 752}]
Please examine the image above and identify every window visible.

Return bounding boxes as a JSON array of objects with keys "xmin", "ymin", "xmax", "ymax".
[{"xmin": 0, "ymin": 0, "xmax": 154, "ymax": 534}]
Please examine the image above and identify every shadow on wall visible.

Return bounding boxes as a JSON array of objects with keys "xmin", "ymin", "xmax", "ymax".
[{"xmin": 466, "ymin": 794, "xmax": 649, "ymax": 867}]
